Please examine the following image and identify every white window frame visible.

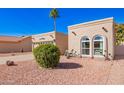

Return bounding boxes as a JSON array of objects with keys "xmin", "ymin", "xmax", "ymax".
[
  {"xmin": 81, "ymin": 36, "xmax": 90, "ymax": 56},
  {"xmin": 93, "ymin": 35, "xmax": 104, "ymax": 57}
]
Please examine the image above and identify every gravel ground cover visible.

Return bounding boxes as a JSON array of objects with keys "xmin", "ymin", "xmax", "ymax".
[{"xmin": 0, "ymin": 56, "xmax": 124, "ymax": 85}]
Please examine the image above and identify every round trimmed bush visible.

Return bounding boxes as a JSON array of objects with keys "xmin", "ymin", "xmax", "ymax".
[{"xmin": 33, "ymin": 44, "xmax": 60, "ymax": 68}]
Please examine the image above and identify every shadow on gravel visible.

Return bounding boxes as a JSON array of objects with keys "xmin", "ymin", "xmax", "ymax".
[
  {"xmin": 7, "ymin": 64, "xmax": 18, "ymax": 66},
  {"xmin": 57, "ymin": 62, "xmax": 82, "ymax": 69},
  {"xmin": 13, "ymin": 64, "xmax": 18, "ymax": 66},
  {"xmin": 114, "ymin": 56, "xmax": 124, "ymax": 60}
]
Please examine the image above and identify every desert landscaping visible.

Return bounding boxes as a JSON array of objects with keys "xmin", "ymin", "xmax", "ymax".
[{"xmin": 0, "ymin": 52, "xmax": 124, "ymax": 85}]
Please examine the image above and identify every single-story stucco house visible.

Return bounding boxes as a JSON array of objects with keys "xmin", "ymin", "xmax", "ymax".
[
  {"xmin": 32, "ymin": 31, "xmax": 68, "ymax": 54},
  {"xmin": 0, "ymin": 17, "xmax": 124, "ymax": 60},
  {"xmin": 0, "ymin": 36, "xmax": 32, "ymax": 53},
  {"xmin": 68, "ymin": 17, "xmax": 124, "ymax": 60}
]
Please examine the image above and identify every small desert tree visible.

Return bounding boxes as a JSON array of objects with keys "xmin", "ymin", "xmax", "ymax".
[{"xmin": 115, "ymin": 24, "xmax": 124, "ymax": 45}]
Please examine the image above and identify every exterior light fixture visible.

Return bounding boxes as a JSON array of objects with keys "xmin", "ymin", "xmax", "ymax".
[
  {"xmin": 72, "ymin": 31, "xmax": 77, "ymax": 36},
  {"xmin": 50, "ymin": 35, "xmax": 54, "ymax": 38},
  {"xmin": 102, "ymin": 27, "xmax": 108, "ymax": 32}
]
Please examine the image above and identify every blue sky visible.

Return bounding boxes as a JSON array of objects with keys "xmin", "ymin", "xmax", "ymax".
[{"xmin": 0, "ymin": 8, "xmax": 124, "ymax": 36}]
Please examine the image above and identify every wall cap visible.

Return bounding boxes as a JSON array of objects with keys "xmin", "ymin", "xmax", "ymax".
[{"xmin": 68, "ymin": 17, "xmax": 114, "ymax": 30}]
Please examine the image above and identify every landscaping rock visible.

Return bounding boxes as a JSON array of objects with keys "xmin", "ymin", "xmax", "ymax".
[{"xmin": 6, "ymin": 60, "xmax": 14, "ymax": 66}]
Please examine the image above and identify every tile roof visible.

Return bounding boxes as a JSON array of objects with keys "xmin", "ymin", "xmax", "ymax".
[{"xmin": 0, "ymin": 36, "xmax": 31, "ymax": 42}]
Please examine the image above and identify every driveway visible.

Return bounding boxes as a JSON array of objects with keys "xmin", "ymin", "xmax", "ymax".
[{"xmin": 0, "ymin": 53, "xmax": 34, "ymax": 64}]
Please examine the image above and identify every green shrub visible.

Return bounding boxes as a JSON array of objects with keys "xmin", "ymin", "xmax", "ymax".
[{"xmin": 33, "ymin": 44, "xmax": 60, "ymax": 68}]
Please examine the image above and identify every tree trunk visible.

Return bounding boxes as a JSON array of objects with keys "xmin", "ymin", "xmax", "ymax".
[{"xmin": 54, "ymin": 18, "xmax": 56, "ymax": 32}]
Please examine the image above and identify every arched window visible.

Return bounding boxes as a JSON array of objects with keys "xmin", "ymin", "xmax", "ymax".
[
  {"xmin": 81, "ymin": 36, "xmax": 90, "ymax": 55},
  {"xmin": 93, "ymin": 35, "xmax": 103, "ymax": 55}
]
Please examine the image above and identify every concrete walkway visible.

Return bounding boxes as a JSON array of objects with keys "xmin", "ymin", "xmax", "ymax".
[{"xmin": 0, "ymin": 53, "xmax": 34, "ymax": 64}]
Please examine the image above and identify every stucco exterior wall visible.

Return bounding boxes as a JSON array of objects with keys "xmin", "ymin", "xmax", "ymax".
[
  {"xmin": 19, "ymin": 37, "xmax": 32, "ymax": 52},
  {"xmin": 115, "ymin": 42, "xmax": 124, "ymax": 56},
  {"xmin": 32, "ymin": 32, "xmax": 55, "ymax": 42},
  {"xmin": 0, "ymin": 42, "xmax": 18, "ymax": 53},
  {"xmin": 0, "ymin": 37, "xmax": 32, "ymax": 53},
  {"xmin": 32, "ymin": 31, "xmax": 68, "ymax": 55},
  {"xmin": 32, "ymin": 31, "xmax": 56, "ymax": 49},
  {"xmin": 68, "ymin": 17, "xmax": 114, "ymax": 60},
  {"xmin": 56, "ymin": 32, "xmax": 68, "ymax": 54}
]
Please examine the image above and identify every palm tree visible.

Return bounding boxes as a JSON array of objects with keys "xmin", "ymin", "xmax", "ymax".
[{"xmin": 49, "ymin": 8, "xmax": 59, "ymax": 32}]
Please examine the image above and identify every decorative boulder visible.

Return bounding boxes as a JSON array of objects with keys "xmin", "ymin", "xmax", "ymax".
[{"xmin": 6, "ymin": 60, "xmax": 14, "ymax": 66}]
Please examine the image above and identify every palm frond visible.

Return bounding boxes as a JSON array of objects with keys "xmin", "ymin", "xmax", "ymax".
[{"xmin": 49, "ymin": 8, "xmax": 59, "ymax": 18}]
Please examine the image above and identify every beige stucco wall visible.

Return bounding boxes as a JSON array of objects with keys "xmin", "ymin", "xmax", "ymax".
[
  {"xmin": 19, "ymin": 37, "xmax": 32, "ymax": 52},
  {"xmin": 32, "ymin": 32, "xmax": 55, "ymax": 43},
  {"xmin": 68, "ymin": 17, "xmax": 115, "ymax": 60},
  {"xmin": 56, "ymin": 32, "xmax": 68, "ymax": 54},
  {"xmin": 0, "ymin": 42, "xmax": 19, "ymax": 53},
  {"xmin": 32, "ymin": 31, "xmax": 56, "ymax": 49},
  {"xmin": 0, "ymin": 37, "xmax": 32, "ymax": 53},
  {"xmin": 32, "ymin": 31, "xmax": 68, "ymax": 54},
  {"xmin": 115, "ymin": 42, "xmax": 124, "ymax": 56}
]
